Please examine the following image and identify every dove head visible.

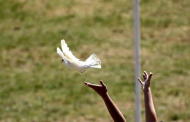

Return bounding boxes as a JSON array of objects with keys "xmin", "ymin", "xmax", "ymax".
[{"xmin": 61, "ymin": 58, "xmax": 71, "ymax": 66}]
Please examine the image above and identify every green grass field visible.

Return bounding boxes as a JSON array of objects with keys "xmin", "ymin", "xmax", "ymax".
[{"xmin": 0, "ymin": 0, "xmax": 190, "ymax": 121}]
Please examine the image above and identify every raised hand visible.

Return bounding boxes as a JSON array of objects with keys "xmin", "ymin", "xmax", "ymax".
[
  {"xmin": 84, "ymin": 80, "xmax": 107, "ymax": 97},
  {"xmin": 138, "ymin": 71, "xmax": 153, "ymax": 91},
  {"xmin": 138, "ymin": 71, "xmax": 158, "ymax": 122},
  {"xmin": 84, "ymin": 80, "xmax": 126, "ymax": 122}
]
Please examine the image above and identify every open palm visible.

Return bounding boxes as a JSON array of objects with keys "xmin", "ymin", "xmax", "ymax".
[
  {"xmin": 84, "ymin": 80, "xmax": 107, "ymax": 97},
  {"xmin": 138, "ymin": 71, "xmax": 153, "ymax": 91}
]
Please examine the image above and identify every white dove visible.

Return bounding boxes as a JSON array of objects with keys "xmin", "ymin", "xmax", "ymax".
[{"xmin": 57, "ymin": 39, "xmax": 101, "ymax": 72}]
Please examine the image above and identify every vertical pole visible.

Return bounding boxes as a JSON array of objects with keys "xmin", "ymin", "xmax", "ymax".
[{"xmin": 133, "ymin": 0, "xmax": 141, "ymax": 121}]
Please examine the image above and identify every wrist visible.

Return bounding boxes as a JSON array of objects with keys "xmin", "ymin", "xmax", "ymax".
[
  {"xmin": 144, "ymin": 87, "xmax": 151, "ymax": 93},
  {"xmin": 101, "ymin": 92, "xmax": 109, "ymax": 99}
]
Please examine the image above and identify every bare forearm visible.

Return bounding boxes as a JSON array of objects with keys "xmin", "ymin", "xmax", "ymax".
[
  {"xmin": 101, "ymin": 93, "xmax": 126, "ymax": 122},
  {"xmin": 144, "ymin": 88, "xmax": 157, "ymax": 122}
]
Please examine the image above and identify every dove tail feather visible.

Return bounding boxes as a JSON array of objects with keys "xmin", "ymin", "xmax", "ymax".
[{"xmin": 85, "ymin": 54, "xmax": 101, "ymax": 69}]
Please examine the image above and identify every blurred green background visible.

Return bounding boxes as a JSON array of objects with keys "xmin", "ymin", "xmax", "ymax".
[{"xmin": 0, "ymin": 0, "xmax": 189, "ymax": 121}]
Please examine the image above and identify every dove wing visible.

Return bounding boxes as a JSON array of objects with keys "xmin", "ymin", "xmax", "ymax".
[
  {"xmin": 57, "ymin": 47, "xmax": 71, "ymax": 62},
  {"xmin": 61, "ymin": 39, "xmax": 80, "ymax": 62}
]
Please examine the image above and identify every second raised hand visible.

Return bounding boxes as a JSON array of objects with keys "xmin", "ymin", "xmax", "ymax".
[{"xmin": 138, "ymin": 71, "xmax": 153, "ymax": 91}]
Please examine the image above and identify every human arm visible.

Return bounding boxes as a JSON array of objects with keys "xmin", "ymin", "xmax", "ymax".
[
  {"xmin": 84, "ymin": 80, "xmax": 126, "ymax": 122},
  {"xmin": 138, "ymin": 71, "xmax": 158, "ymax": 122}
]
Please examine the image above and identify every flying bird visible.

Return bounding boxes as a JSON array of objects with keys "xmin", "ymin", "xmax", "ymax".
[{"xmin": 57, "ymin": 39, "xmax": 101, "ymax": 72}]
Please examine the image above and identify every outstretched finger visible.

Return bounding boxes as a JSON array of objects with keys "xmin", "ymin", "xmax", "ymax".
[
  {"xmin": 84, "ymin": 82, "xmax": 98, "ymax": 88},
  {"xmin": 144, "ymin": 71, "xmax": 148, "ymax": 79},
  {"xmin": 84, "ymin": 82, "xmax": 91, "ymax": 86},
  {"xmin": 100, "ymin": 80, "xmax": 106, "ymax": 87},
  {"xmin": 148, "ymin": 73, "xmax": 153, "ymax": 82},
  {"xmin": 138, "ymin": 78, "xmax": 144, "ymax": 86}
]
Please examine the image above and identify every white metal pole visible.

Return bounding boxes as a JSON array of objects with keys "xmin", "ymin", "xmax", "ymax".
[{"xmin": 133, "ymin": 0, "xmax": 141, "ymax": 121}]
